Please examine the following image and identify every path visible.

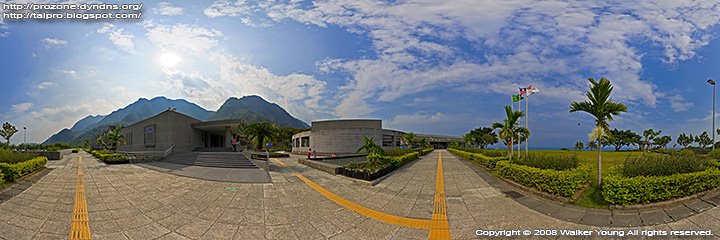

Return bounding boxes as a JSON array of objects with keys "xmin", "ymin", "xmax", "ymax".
[{"xmin": 0, "ymin": 150, "xmax": 719, "ymax": 239}]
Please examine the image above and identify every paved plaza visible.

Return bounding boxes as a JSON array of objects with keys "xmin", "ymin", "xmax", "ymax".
[{"xmin": 1, "ymin": 150, "xmax": 720, "ymax": 239}]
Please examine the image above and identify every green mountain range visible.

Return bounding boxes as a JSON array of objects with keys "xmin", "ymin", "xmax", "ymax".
[{"xmin": 43, "ymin": 95, "xmax": 309, "ymax": 145}]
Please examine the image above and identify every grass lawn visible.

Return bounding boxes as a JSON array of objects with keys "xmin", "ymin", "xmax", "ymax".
[{"xmin": 526, "ymin": 149, "xmax": 644, "ymax": 208}]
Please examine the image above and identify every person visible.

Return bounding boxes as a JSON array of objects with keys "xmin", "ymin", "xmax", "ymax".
[
  {"xmin": 231, "ymin": 136, "xmax": 238, "ymax": 152},
  {"xmin": 307, "ymin": 148, "xmax": 312, "ymax": 159},
  {"xmin": 312, "ymin": 149, "xmax": 317, "ymax": 158}
]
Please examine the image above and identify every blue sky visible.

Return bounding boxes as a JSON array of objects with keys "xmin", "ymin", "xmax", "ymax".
[{"xmin": 2, "ymin": 1, "xmax": 720, "ymax": 149}]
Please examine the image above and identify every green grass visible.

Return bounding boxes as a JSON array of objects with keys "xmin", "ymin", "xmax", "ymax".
[{"xmin": 524, "ymin": 150, "xmax": 644, "ymax": 208}]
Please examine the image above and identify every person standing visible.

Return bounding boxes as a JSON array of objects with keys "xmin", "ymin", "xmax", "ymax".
[
  {"xmin": 231, "ymin": 136, "xmax": 238, "ymax": 152},
  {"xmin": 307, "ymin": 148, "xmax": 312, "ymax": 159}
]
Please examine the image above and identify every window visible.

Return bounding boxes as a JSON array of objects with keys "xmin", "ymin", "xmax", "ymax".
[
  {"xmin": 126, "ymin": 132, "xmax": 132, "ymax": 145},
  {"xmin": 382, "ymin": 135, "xmax": 394, "ymax": 147},
  {"xmin": 301, "ymin": 137, "xmax": 310, "ymax": 147},
  {"xmin": 144, "ymin": 125, "xmax": 155, "ymax": 147}
]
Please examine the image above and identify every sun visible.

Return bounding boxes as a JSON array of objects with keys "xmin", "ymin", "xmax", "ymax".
[{"xmin": 158, "ymin": 52, "xmax": 182, "ymax": 67}]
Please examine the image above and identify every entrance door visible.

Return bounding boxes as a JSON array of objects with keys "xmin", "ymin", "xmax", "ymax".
[{"xmin": 208, "ymin": 134, "xmax": 225, "ymax": 147}]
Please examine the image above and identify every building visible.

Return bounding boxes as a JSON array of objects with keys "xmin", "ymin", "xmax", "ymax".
[
  {"xmin": 290, "ymin": 119, "xmax": 461, "ymax": 154},
  {"xmin": 118, "ymin": 109, "xmax": 244, "ymax": 152}
]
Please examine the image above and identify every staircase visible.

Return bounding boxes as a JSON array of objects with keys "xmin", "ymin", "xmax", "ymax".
[{"xmin": 161, "ymin": 152, "xmax": 257, "ymax": 169}]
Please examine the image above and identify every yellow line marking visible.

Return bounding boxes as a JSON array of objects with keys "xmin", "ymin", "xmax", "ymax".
[
  {"xmin": 69, "ymin": 156, "xmax": 92, "ymax": 240},
  {"xmin": 428, "ymin": 151, "xmax": 451, "ymax": 240},
  {"xmin": 273, "ymin": 159, "xmax": 433, "ymax": 229}
]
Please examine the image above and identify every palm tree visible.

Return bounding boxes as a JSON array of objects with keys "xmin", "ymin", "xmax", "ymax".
[
  {"xmin": 402, "ymin": 132, "xmax": 417, "ymax": 149},
  {"xmin": 492, "ymin": 105, "xmax": 525, "ymax": 161},
  {"xmin": 96, "ymin": 133, "xmax": 107, "ymax": 149},
  {"xmin": 418, "ymin": 138, "xmax": 431, "ymax": 149},
  {"xmin": 357, "ymin": 136, "xmax": 383, "ymax": 155},
  {"xmin": 105, "ymin": 126, "xmax": 126, "ymax": 150},
  {"xmin": 570, "ymin": 78, "xmax": 627, "ymax": 185},
  {"xmin": 243, "ymin": 122, "xmax": 278, "ymax": 150},
  {"xmin": 462, "ymin": 133, "xmax": 475, "ymax": 148}
]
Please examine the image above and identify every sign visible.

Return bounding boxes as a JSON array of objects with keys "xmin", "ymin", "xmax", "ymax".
[{"xmin": 266, "ymin": 142, "xmax": 272, "ymax": 147}]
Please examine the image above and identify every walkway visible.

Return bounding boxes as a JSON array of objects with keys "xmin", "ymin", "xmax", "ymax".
[{"xmin": 0, "ymin": 150, "xmax": 719, "ymax": 239}]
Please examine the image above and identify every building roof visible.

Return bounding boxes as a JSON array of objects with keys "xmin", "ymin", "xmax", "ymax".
[{"xmin": 122, "ymin": 109, "xmax": 201, "ymax": 129}]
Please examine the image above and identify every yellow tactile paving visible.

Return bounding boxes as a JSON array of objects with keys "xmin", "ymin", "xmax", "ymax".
[
  {"xmin": 69, "ymin": 156, "xmax": 92, "ymax": 240},
  {"xmin": 428, "ymin": 151, "xmax": 451, "ymax": 240},
  {"xmin": 273, "ymin": 158, "xmax": 434, "ymax": 229}
]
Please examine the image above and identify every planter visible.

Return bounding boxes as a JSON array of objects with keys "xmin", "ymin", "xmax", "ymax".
[{"xmin": 339, "ymin": 165, "xmax": 397, "ymax": 181}]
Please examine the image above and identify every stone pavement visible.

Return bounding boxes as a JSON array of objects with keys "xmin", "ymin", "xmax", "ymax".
[
  {"xmin": 0, "ymin": 150, "xmax": 719, "ymax": 239},
  {"xmin": 138, "ymin": 161, "xmax": 271, "ymax": 183}
]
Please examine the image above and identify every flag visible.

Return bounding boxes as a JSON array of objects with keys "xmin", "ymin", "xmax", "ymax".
[
  {"xmin": 527, "ymin": 85, "xmax": 532, "ymax": 91},
  {"xmin": 512, "ymin": 94, "xmax": 524, "ymax": 102},
  {"xmin": 528, "ymin": 88, "xmax": 540, "ymax": 96},
  {"xmin": 519, "ymin": 87, "xmax": 527, "ymax": 95}
]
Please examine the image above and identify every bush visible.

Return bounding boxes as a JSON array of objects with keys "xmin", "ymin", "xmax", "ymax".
[
  {"xmin": 679, "ymin": 149, "xmax": 695, "ymax": 156},
  {"xmin": 603, "ymin": 168, "xmax": 720, "ymax": 205},
  {"xmin": 0, "ymin": 172, "xmax": 3, "ymax": 184},
  {"xmin": 420, "ymin": 148, "xmax": 433, "ymax": 156},
  {"xmin": 448, "ymin": 148, "xmax": 507, "ymax": 169},
  {"xmin": 451, "ymin": 147, "xmax": 505, "ymax": 157},
  {"xmin": 708, "ymin": 149, "xmax": 720, "ymax": 160},
  {"xmin": 90, "ymin": 150, "xmax": 129, "ymax": 164},
  {"xmin": 511, "ymin": 154, "xmax": 579, "ymax": 171},
  {"xmin": 384, "ymin": 149, "xmax": 416, "ymax": 157},
  {"xmin": 0, "ymin": 156, "xmax": 48, "ymax": 182},
  {"xmin": 622, "ymin": 154, "xmax": 708, "ymax": 178},
  {"xmin": 268, "ymin": 152, "xmax": 289, "ymax": 158},
  {"xmin": 0, "ymin": 149, "xmax": 39, "ymax": 164},
  {"xmin": 345, "ymin": 152, "xmax": 420, "ymax": 174},
  {"xmin": 496, "ymin": 161, "xmax": 590, "ymax": 197}
]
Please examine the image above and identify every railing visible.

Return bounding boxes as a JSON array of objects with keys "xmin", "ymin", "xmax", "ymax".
[{"xmin": 119, "ymin": 144, "xmax": 175, "ymax": 163}]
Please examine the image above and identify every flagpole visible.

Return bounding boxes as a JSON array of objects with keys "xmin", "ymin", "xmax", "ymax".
[
  {"xmin": 518, "ymin": 96, "xmax": 521, "ymax": 159},
  {"xmin": 509, "ymin": 95, "xmax": 513, "ymax": 161},
  {"xmin": 526, "ymin": 90, "xmax": 529, "ymax": 157}
]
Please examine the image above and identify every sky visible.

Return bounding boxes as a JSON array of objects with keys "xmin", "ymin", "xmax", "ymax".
[{"xmin": 2, "ymin": 0, "xmax": 720, "ymax": 149}]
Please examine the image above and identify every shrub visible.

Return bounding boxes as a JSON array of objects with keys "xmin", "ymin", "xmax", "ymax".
[
  {"xmin": 268, "ymin": 152, "xmax": 289, "ymax": 158},
  {"xmin": 0, "ymin": 172, "xmax": 3, "ymax": 184},
  {"xmin": 448, "ymin": 148, "xmax": 507, "ymax": 169},
  {"xmin": 90, "ymin": 150, "xmax": 129, "ymax": 164},
  {"xmin": 345, "ymin": 161, "xmax": 393, "ymax": 174},
  {"xmin": 603, "ymin": 168, "xmax": 720, "ymax": 205},
  {"xmin": 345, "ymin": 152, "xmax": 420, "ymax": 174},
  {"xmin": 0, "ymin": 149, "xmax": 39, "ymax": 164},
  {"xmin": 511, "ymin": 154, "xmax": 579, "ymax": 171},
  {"xmin": 679, "ymin": 149, "xmax": 695, "ymax": 156},
  {"xmin": 384, "ymin": 149, "xmax": 416, "ymax": 157},
  {"xmin": 420, "ymin": 148, "xmax": 433, "ymax": 156},
  {"xmin": 708, "ymin": 149, "xmax": 720, "ymax": 160},
  {"xmin": 496, "ymin": 161, "xmax": 590, "ymax": 197},
  {"xmin": 622, "ymin": 154, "xmax": 708, "ymax": 178},
  {"xmin": 0, "ymin": 156, "xmax": 48, "ymax": 182},
  {"xmin": 451, "ymin": 147, "xmax": 505, "ymax": 157}
]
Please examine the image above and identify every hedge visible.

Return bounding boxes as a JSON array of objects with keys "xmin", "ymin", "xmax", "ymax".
[
  {"xmin": 0, "ymin": 156, "xmax": 48, "ymax": 182},
  {"xmin": 448, "ymin": 148, "xmax": 507, "ymax": 169},
  {"xmin": 495, "ymin": 160, "xmax": 590, "ymax": 198},
  {"xmin": 420, "ymin": 148, "xmax": 434, "ymax": 156},
  {"xmin": 90, "ymin": 150, "xmax": 129, "ymax": 164},
  {"xmin": 344, "ymin": 152, "xmax": 420, "ymax": 174},
  {"xmin": 602, "ymin": 167, "xmax": 720, "ymax": 205},
  {"xmin": 0, "ymin": 172, "xmax": 4, "ymax": 184}
]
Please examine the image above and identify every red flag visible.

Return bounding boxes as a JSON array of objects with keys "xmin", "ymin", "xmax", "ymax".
[{"xmin": 519, "ymin": 87, "xmax": 527, "ymax": 95}]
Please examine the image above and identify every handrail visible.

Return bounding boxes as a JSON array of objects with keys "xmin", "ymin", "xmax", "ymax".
[{"xmin": 163, "ymin": 144, "xmax": 175, "ymax": 157}]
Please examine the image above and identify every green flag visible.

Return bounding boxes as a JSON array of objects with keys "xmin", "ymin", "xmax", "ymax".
[{"xmin": 512, "ymin": 94, "xmax": 524, "ymax": 102}]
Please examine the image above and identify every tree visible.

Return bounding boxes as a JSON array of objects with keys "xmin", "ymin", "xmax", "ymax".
[
  {"xmin": 402, "ymin": 132, "xmax": 417, "ymax": 149},
  {"xmin": 641, "ymin": 129, "xmax": 661, "ymax": 151},
  {"xmin": 418, "ymin": 138, "xmax": 431, "ymax": 149},
  {"xmin": 96, "ymin": 132, "xmax": 107, "ymax": 149},
  {"xmin": 275, "ymin": 127, "xmax": 307, "ymax": 151},
  {"xmin": 654, "ymin": 135, "xmax": 672, "ymax": 150},
  {"xmin": 462, "ymin": 133, "xmax": 475, "ymax": 148},
  {"xmin": 574, "ymin": 141, "xmax": 584, "ymax": 151},
  {"xmin": 82, "ymin": 139, "xmax": 90, "ymax": 150},
  {"xmin": 242, "ymin": 122, "xmax": 278, "ymax": 150},
  {"xmin": 357, "ymin": 136, "xmax": 384, "ymax": 155},
  {"xmin": 677, "ymin": 133, "xmax": 693, "ymax": 148},
  {"xmin": 468, "ymin": 127, "xmax": 498, "ymax": 149},
  {"xmin": 105, "ymin": 126, "xmax": 126, "ymax": 150},
  {"xmin": 0, "ymin": 122, "xmax": 18, "ymax": 145},
  {"xmin": 570, "ymin": 77, "xmax": 627, "ymax": 186},
  {"xmin": 607, "ymin": 129, "xmax": 641, "ymax": 151},
  {"xmin": 492, "ymin": 105, "xmax": 525, "ymax": 161},
  {"xmin": 586, "ymin": 141, "xmax": 597, "ymax": 150},
  {"xmin": 696, "ymin": 131, "xmax": 712, "ymax": 149}
]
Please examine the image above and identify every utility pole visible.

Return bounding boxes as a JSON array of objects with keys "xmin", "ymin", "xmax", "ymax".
[{"xmin": 709, "ymin": 79, "xmax": 716, "ymax": 149}]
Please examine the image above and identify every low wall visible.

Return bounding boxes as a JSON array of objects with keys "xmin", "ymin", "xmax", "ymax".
[{"xmin": 28, "ymin": 149, "xmax": 72, "ymax": 160}]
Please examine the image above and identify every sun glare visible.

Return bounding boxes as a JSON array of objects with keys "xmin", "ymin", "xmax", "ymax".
[{"xmin": 158, "ymin": 52, "xmax": 182, "ymax": 67}]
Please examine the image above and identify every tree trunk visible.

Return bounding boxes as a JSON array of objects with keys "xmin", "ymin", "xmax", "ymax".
[
  {"xmin": 509, "ymin": 135, "xmax": 513, "ymax": 161},
  {"xmin": 258, "ymin": 136, "xmax": 264, "ymax": 150},
  {"xmin": 597, "ymin": 127, "xmax": 603, "ymax": 186}
]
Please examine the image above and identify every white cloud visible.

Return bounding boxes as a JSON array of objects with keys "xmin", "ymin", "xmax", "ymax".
[
  {"xmin": 37, "ymin": 82, "xmax": 53, "ymax": 90},
  {"xmin": 145, "ymin": 23, "xmax": 223, "ymax": 53},
  {"xmin": 59, "ymin": 69, "xmax": 77, "ymax": 78},
  {"xmin": 42, "ymin": 38, "xmax": 67, "ymax": 48},
  {"xmin": 232, "ymin": 0, "xmax": 720, "ymax": 117},
  {"xmin": 204, "ymin": 0, "xmax": 249, "ymax": 18},
  {"xmin": 11, "ymin": 102, "xmax": 33, "ymax": 113},
  {"xmin": 667, "ymin": 94, "xmax": 693, "ymax": 112},
  {"xmin": 97, "ymin": 23, "xmax": 135, "ymax": 54},
  {"xmin": 152, "ymin": 2, "xmax": 183, "ymax": 16}
]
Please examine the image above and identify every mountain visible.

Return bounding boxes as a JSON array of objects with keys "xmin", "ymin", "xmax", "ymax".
[
  {"xmin": 70, "ymin": 115, "xmax": 104, "ymax": 132},
  {"xmin": 210, "ymin": 95, "xmax": 310, "ymax": 128},
  {"xmin": 43, "ymin": 95, "xmax": 309, "ymax": 145}
]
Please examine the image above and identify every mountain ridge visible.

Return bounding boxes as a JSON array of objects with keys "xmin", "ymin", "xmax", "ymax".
[{"xmin": 43, "ymin": 95, "xmax": 309, "ymax": 145}]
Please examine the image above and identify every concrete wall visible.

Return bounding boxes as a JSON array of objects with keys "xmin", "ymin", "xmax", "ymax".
[
  {"xmin": 291, "ymin": 119, "xmax": 404, "ymax": 154},
  {"xmin": 118, "ymin": 111, "xmax": 203, "ymax": 153}
]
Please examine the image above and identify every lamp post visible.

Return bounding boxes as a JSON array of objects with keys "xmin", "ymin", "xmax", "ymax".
[
  {"xmin": 23, "ymin": 126, "xmax": 27, "ymax": 150},
  {"xmin": 709, "ymin": 79, "xmax": 716, "ymax": 149}
]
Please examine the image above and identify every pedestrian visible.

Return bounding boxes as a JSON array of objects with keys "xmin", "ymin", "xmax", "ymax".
[
  {"xmin": 307, "ymin": 148, "xmax": 312, "ymax": 159},
  {"xmin": 231, "ymin": 136, "xmax": 238, "ymax": 152},
  {"xmin": 312, "ymin": 149, "xmax": 317, "ymax": 158}
]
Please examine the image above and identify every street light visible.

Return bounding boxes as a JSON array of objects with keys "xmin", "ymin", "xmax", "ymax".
[
  {"xmin": 23, "ymin": 126, "xmax": 27, "ymax": 149},
  {"xmin": 709, "ymin": 79, "xmax": 716, "ymax": 149}
]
